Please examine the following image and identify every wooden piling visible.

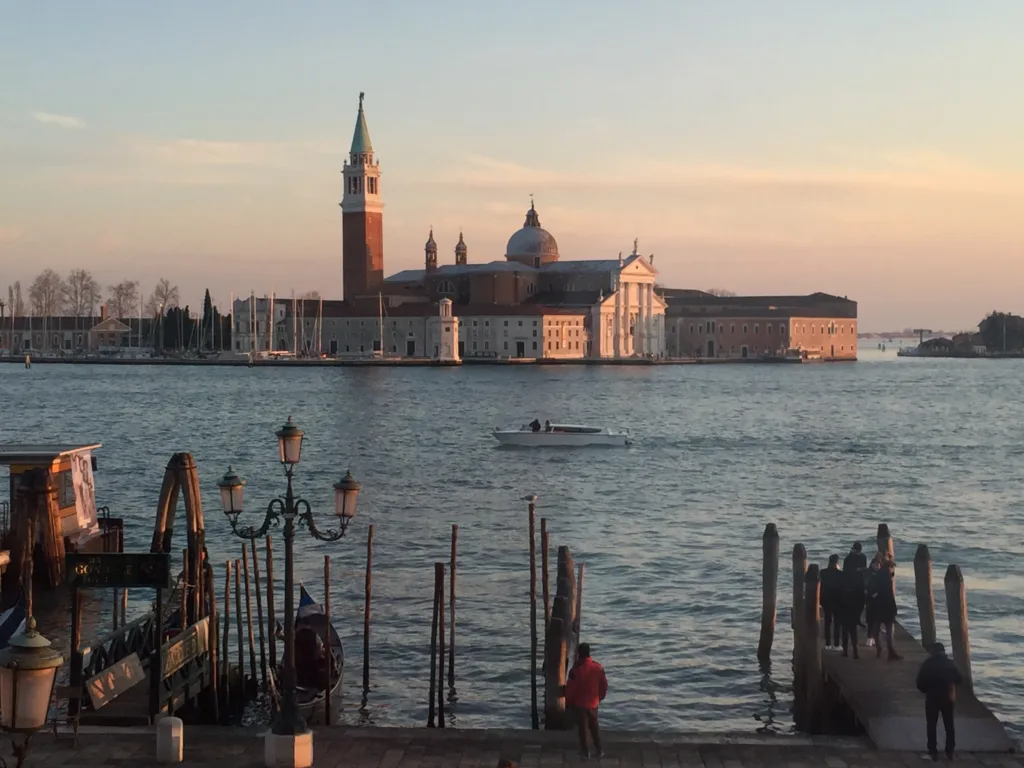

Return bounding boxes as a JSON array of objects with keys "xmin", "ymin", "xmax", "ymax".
[
  {"xmin": 802, "ymin": 564, "xmax": 823, "ymax": 734},
  {"xmin": 427, "ymin": 563, "xmax": 441, "ymax": 727},
  {"xmin": 528, "ymin": 500, "xmax": 539, "ymax": 730},
  {"xmin": 206, "ymin": 560, "xmax": 220, "ymax": 723},
  {"xmin": 543, "ymin": 615, "xmax": 568, "ymax": 729},
  {"xmin": 448, "ymin": 523, "xmax": 457, "ymax": 690},
  {"xmin": 913, "ymin": 544, "xmax": 937, "ymax": 650},
  {"xmin": 574, "ymin": 563, "xmax": 585, "ymax": 648},
  {"xmin": 556, "ymin": 546, "xmax": 577, "ymax": 666},
  {"xmin": 265, "ymin": 536, "xmax": 277, "ymax": 674},
  {"xmin": 234, "ymin": 559, "xmax": 244, "ymax": 691},
  {"xmin": 241, "ymin": 544, "xmax": 257, "ymax": 693},
  {"xmin": 791, "ymin": 543, "xmax": 807, "ymax": 629},
  {"xmin": 437, "ymin": 562, "xmax": 446, "ymax": 729},
  {"xmin": 324, "ymin": 555, "xmax": 333, "ymax": 726},
  {"xmin": 757, "ymin": 523, "xmax": 780, "ymax": 661},
  {"xmin": 222, "ymin": 560, "xmax": 232, "ymax": 710},
  {"xmin": 944, "ymin": 564, "xmax": 973, "ymax": 692},
  {"xmin": 363, "ymin": 525, "xmax": 373, "ymax": 695},
  {"xmin": 540, "ymin": 518, "xmax": 551, "ymax": 630},
  {"xmin": 249, "ymin": 539, "xmax": 268, "ymax": 691}
]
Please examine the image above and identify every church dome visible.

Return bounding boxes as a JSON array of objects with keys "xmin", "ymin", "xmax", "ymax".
[{"xmin": 505, "ymin": 202, "xmax": 558, "ymax": 265}]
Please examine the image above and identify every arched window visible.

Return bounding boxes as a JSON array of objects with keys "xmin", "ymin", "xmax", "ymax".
[
  {"xmin": 526, "ymin": 282, "xmax": 535, "ymax": 295},
  {"xmin": 437, "ymin": 280, "xmax": 456, "ymax": 295}
]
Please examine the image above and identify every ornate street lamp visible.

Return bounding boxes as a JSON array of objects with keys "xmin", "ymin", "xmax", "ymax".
[
  {"xmin": 219, "ymin": 416, "xmax": 359, "ymax": 740},
  {"xmin": 0, "ymin": 618, "xmax": 64, "ymax": 768}
]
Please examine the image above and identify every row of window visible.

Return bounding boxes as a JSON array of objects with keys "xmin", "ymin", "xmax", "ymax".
[
  {"xmin": 678, "ymin": 321, "xmax": 856, "ymax": 336},
  {"xmin": 345, "ymin": 176, "xmax": 378, "ymax": 195}
]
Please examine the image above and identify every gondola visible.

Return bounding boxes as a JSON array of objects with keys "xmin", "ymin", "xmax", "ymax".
[
  {"xmin": 0, "ymin": 590, "xmax": 27, "ymax": 650},
  {"xmin": 274, "ymin": 584, "xmax": 344, "ymax": 714}
]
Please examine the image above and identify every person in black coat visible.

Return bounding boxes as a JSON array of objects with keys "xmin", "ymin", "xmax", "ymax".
[
  {"xmin": 916, "ymin": 642, "xmax": 963, "ymax": 760},
  {"xmin": 865, "ymin": 556, "xmax": 901, "ymax": 660},
  {"xmin": 819, "ymin": 554, "xmax": 843, "ymax": 649},
  {"xmin": 842, "ymin": 541, "xmax": 867, "ymax": 574},
  {"xmin": 839, "ymin": 562, "xmax": 864, "ymax": 658}
]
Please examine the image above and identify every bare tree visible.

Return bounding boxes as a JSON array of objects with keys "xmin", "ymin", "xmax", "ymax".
[
  {"xmin": 7, "ymin": 282, "xmax": 25, "ymax": 317},
  {"xmin": 63, "ymin": 269, "xmax": 102, "ymax": 318},
  {"xmin": 146, "ymin": 278, "xmax": 179, "ymax": 316},
  {"xmin": 706, "ymin": 288, "xmax": 737, "ymax": 297},
  {"xmin": 29, "ymin": 269, "xmax": 64, "ymax": 316},
  {"xmin": 300, "ymin": 290, "xmax": 321, "ymax": 300},
  {"xmin": 107, "ymin": 280, "xmax": 140, "ymax": 319}
]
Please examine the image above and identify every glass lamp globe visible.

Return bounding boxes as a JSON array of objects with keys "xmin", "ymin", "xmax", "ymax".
[
  {"xmin": 217, "ymin": 466, "xmax": 245, "ymax": 516},
  {"xmin": 0, "ymin": 619, "xmax": 64, "ymax": 733},
  {"xmin": 276, "ymin": 417, "xmax": 304, "ymax": 465},
  {"xmin": 333, "ymin": 470, "xmax": 361, "ymax": 520}
]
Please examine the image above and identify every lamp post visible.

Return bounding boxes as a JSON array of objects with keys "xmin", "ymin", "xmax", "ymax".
[{"xmin": 218, "ymin": 417, "xmax": 360, "ymax": 740}]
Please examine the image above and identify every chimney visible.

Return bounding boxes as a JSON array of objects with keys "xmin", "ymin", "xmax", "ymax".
[{"xmin": 100, "ymin": 304, "xmax": 109, "ymax": 321}]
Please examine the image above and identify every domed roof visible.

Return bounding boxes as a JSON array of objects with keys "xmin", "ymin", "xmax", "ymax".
[
  {"xmin": 455, "ymin": 231, "xmax": 467, "ymax": 253},
  {"xmin": 425, "ymin": 227, "xmax": 436, "ymax": 250},
  {"xmin": 505, "ymin": 202, "xmax": 558, "ymax": 263}
]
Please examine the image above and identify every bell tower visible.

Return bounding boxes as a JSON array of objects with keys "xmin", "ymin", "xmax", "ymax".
[{"xmin": 341, "ymin": 92, "xmax": 384, "ymax": 301}]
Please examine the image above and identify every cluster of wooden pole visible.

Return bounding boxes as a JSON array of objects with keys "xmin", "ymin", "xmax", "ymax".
[
  {"xmin": 427, "ymin": 524, "xmax": 457, "ymax": 727},
  {"xmin": 525, "ymin": 498, "xmax": 583, "ymax": 731},
  {"xmin": 756, "ymin": 521, "xmax": 976, "ymax": 735}
]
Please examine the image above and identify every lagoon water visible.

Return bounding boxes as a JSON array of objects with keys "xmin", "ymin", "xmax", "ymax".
[{"xmin": 1, "ymin": 348, "xmax": 1021, "ymax": 737}]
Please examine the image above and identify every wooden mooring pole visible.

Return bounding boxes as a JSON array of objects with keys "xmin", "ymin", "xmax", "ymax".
[
  {"xmin": 448, "ymin": 523, "xmax": 457, "ymax": 691},
  {"xmin": 427, "ymin": 562, "xmax": 441, "ymax": 727},
  {"xmin": 249, "ymin": 538, "xmax": 268, "ymax": 691},
  {"xmin": 234, "ymin": 559, "xmax": 244, "ymax": 692},
  {"xmin": 913, "ymin": 544, "xmax": 937, "ymax": 650},
  {"xmin": 528, "ymin": 496, "xmax": 539, "ymax": 730},
  {"xmin": 540, "ymin": 518, "xmax": 551, "ymax": 630},
  {"xmin": 241, "ymin": 545, "xmax": 257, "ymax": 695},
  {"xmin": 791, "ymin": 543, "xmax": 807, "ymax": 721},
  {"xmin": 324, "ymin": 555, "xmax": 333, "ymax": 726},
  {"xmin": 791, "ymin": 543, "xmax": 807, "ymax": 630},
  {"xmin": 363, "ymin": 524, "xmax": 374, "ymax": 697},
  {"xmin": 757, "ymin": 523, "xmax": 780, "ymax": 662},
  {"xmin": 206, "ymin": 561, "xmax": 220, "ymax": 723},
  {"xmin": 944, "ymin": 564, "xmax": 973, "ymax": 693},
  {"xmin": 222, "ymin": 559, "xmax": 232, "ymax": 711},
  {"xmin": 265, "ymin": 536, "xmax": 277, "ymax": 672},
  {"xmin": 437, "ymin": 562, "xmax": 446, "ymax": 728},
  {"xmin": 877, "ymin": 523, "xmax": 895, "ymax": 595},
  {"xmin": 802, "ymin": 564, "xmax": 823, "ymax": 734}
]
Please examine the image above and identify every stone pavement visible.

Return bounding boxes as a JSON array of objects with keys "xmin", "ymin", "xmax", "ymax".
[{"xmin": 6, "ymin": 726, "xmax": 1022, "ymax": 768}]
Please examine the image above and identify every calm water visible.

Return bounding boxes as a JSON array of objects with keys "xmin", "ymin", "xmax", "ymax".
[{"xmin": 2, "ymin": 349, "xmax": 1022, "ymax": 737}]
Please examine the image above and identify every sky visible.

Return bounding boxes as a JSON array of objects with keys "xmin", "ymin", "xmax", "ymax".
[{"xmin": 1, "ymin": 1, "xmax": 1022, "ymax": 331}]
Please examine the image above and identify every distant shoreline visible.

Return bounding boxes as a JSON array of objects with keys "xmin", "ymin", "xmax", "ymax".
[{"xmin": 1, "ymin": 355, "xmax": 857, "ymax": 368}]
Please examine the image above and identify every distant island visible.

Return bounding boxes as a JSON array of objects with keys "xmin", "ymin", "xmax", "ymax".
[{"xmin": 896, "ymin": 312, "xmax": 1024, "ymax": 358}]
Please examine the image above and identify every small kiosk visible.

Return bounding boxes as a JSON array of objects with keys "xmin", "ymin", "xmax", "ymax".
[{"xmin": 0, "ymin": 444, "xmax": 123, "ymax": 602}]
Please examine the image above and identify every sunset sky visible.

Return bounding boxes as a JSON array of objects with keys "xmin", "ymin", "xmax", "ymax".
[{"xmin": 2, "ymin": 1, "xmax": 1022, "ymax": 331}]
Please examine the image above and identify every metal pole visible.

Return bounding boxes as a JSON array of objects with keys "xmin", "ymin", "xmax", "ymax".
[{"xmin": 273, "ymin": 468, "xmax": 303, "ymax": 735}]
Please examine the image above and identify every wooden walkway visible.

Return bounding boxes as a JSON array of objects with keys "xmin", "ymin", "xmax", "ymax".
[{"xmin": 821, "ymin": 620, "xmax": 1013, "ymax": 752}]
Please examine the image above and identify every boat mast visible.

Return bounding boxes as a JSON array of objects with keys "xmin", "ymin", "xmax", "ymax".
[
  {"xmin": 378, "ymin": 292, "xmax": 383, "ymax": 354},
  {"xmin": 270, "ymin": 290, "xmax": 275, "ymax": 353},
  {"xmin": 318, "ymin": 296, "xmax": 324, "ymax": 355}
]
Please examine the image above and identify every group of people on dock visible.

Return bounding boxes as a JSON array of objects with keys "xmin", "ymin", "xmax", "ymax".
[{"xmin": 819, "ymin": 541, "xmax": 901, "ymax": 660}]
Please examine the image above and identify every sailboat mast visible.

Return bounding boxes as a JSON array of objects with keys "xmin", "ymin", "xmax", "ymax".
[
  {"xmin": 318, "ymin": 297, "xmax": 323, "ymax": 355},
  {"xmin": 270, "ymin": 291, "xmax": 275, "ymax": 353},
  {"xmin": 378, "ymin": 292, "xmax": 383, "ymax": 354}
]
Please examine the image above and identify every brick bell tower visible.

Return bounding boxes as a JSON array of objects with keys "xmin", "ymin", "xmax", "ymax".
[{"xmin": 341, "ymin": 92, "xmax": 384, "ymax": 301}]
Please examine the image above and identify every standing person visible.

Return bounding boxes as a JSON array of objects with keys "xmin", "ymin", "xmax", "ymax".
[
  {"xmin": 842, "ymin": 542, "xmax": 868, "ymax": 628},
  {"xmin": 916, "ymin": 642, "xmax": 962, "ymax": 761},
  {"xmin": 839, "ymin": 560, "xmax": 863, "ymax": 659},
  {"xmin": 866, "ymin": 556, "xmax": 901, "ymax": 660},
  {"xmin": 819, "ymin": 554, "xmax": 843, "ymax": 650},
  {"xmin": 564, "ymin": 643, "xmax": 608, "ymax": 759}
]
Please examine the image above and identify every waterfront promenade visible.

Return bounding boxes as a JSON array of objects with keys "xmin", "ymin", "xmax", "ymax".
[{"xmin": 19, "ymin": 727, "xmax": 1024, "ymax": 768}]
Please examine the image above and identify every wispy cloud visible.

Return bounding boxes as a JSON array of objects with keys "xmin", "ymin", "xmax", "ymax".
[
  {"xmin": 0, "ymin": 226, "xmax": 25, "ymax": 243},
  {"xmin": 445, "ymin": 151, "xmax": 1024, "ymax": 197},
  {"xmin": 123, "ymin": 137, "xmax": 337, "ymax": 168},
  {"xmin": 31, "ymin": 111, "xmax": 86, "ymax": 130}
]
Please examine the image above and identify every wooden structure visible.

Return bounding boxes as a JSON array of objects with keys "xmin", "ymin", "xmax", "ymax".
[
  {"xmin": 771, "ymin": 522, "xmax": 1014, "ymax": 752},
  {"xmin": 0, "ymin": 444, "xmax": 123, "ymax": 602}
]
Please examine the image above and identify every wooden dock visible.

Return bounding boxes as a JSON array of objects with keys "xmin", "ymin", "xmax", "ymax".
[{"xmin": 821, "ymin": 620, "xmax": 1013, "ymax": 752}]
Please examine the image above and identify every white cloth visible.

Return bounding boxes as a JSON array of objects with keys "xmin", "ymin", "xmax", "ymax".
[{"xmin": 70, "ymin": 451, "xmax": 100, "ymax": 538}]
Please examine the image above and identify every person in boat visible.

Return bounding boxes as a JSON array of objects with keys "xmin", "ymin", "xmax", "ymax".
[
  {"xmin": 529, "ymin": 418, "xmax": 541, "ymax": 432},
  {"xmin": 294, "ymin": 625, "xmax": 329, "ymax": 688},
  {"xmin": 544, "ymin": 420, "xmax": 552, "ymax": 432}
]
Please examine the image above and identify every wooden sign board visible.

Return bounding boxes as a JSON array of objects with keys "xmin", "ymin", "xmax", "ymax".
[
  {"xmin": 65, "ymin": 552, "xmax": 172, "ymax": 589},
  {"xmin": 162, "ymin": 617, "xmax": 210, "ymax": 678},
  {"xmin": 85, "ymin": 652, "xmax": 145, "ymax": 711}
]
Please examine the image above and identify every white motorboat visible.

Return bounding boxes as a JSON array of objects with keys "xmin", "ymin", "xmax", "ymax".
[{"xmin": 493, "ymin": 423, "xmax": 632, "ymax": 447}]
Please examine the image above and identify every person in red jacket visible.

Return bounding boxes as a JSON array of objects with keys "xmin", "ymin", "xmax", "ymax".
[{"xmin": 564, "ymin": 643, "xmax": 608, "ymax": 758}]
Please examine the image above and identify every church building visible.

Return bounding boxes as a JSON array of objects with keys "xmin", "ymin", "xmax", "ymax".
[{"xmin": 249, "ymin": 94, "xmax": 854, "ymax": 362}]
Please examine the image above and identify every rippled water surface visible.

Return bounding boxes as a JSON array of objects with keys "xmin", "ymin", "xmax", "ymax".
[{"xmin": 1, "ymin": 350, "xmax": 1021, "ymax": 737}]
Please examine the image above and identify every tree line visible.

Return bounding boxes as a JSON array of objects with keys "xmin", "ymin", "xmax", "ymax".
[{"xmin": 978, "ymin": 311, "xmax": 1024, "ymax": 353}]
